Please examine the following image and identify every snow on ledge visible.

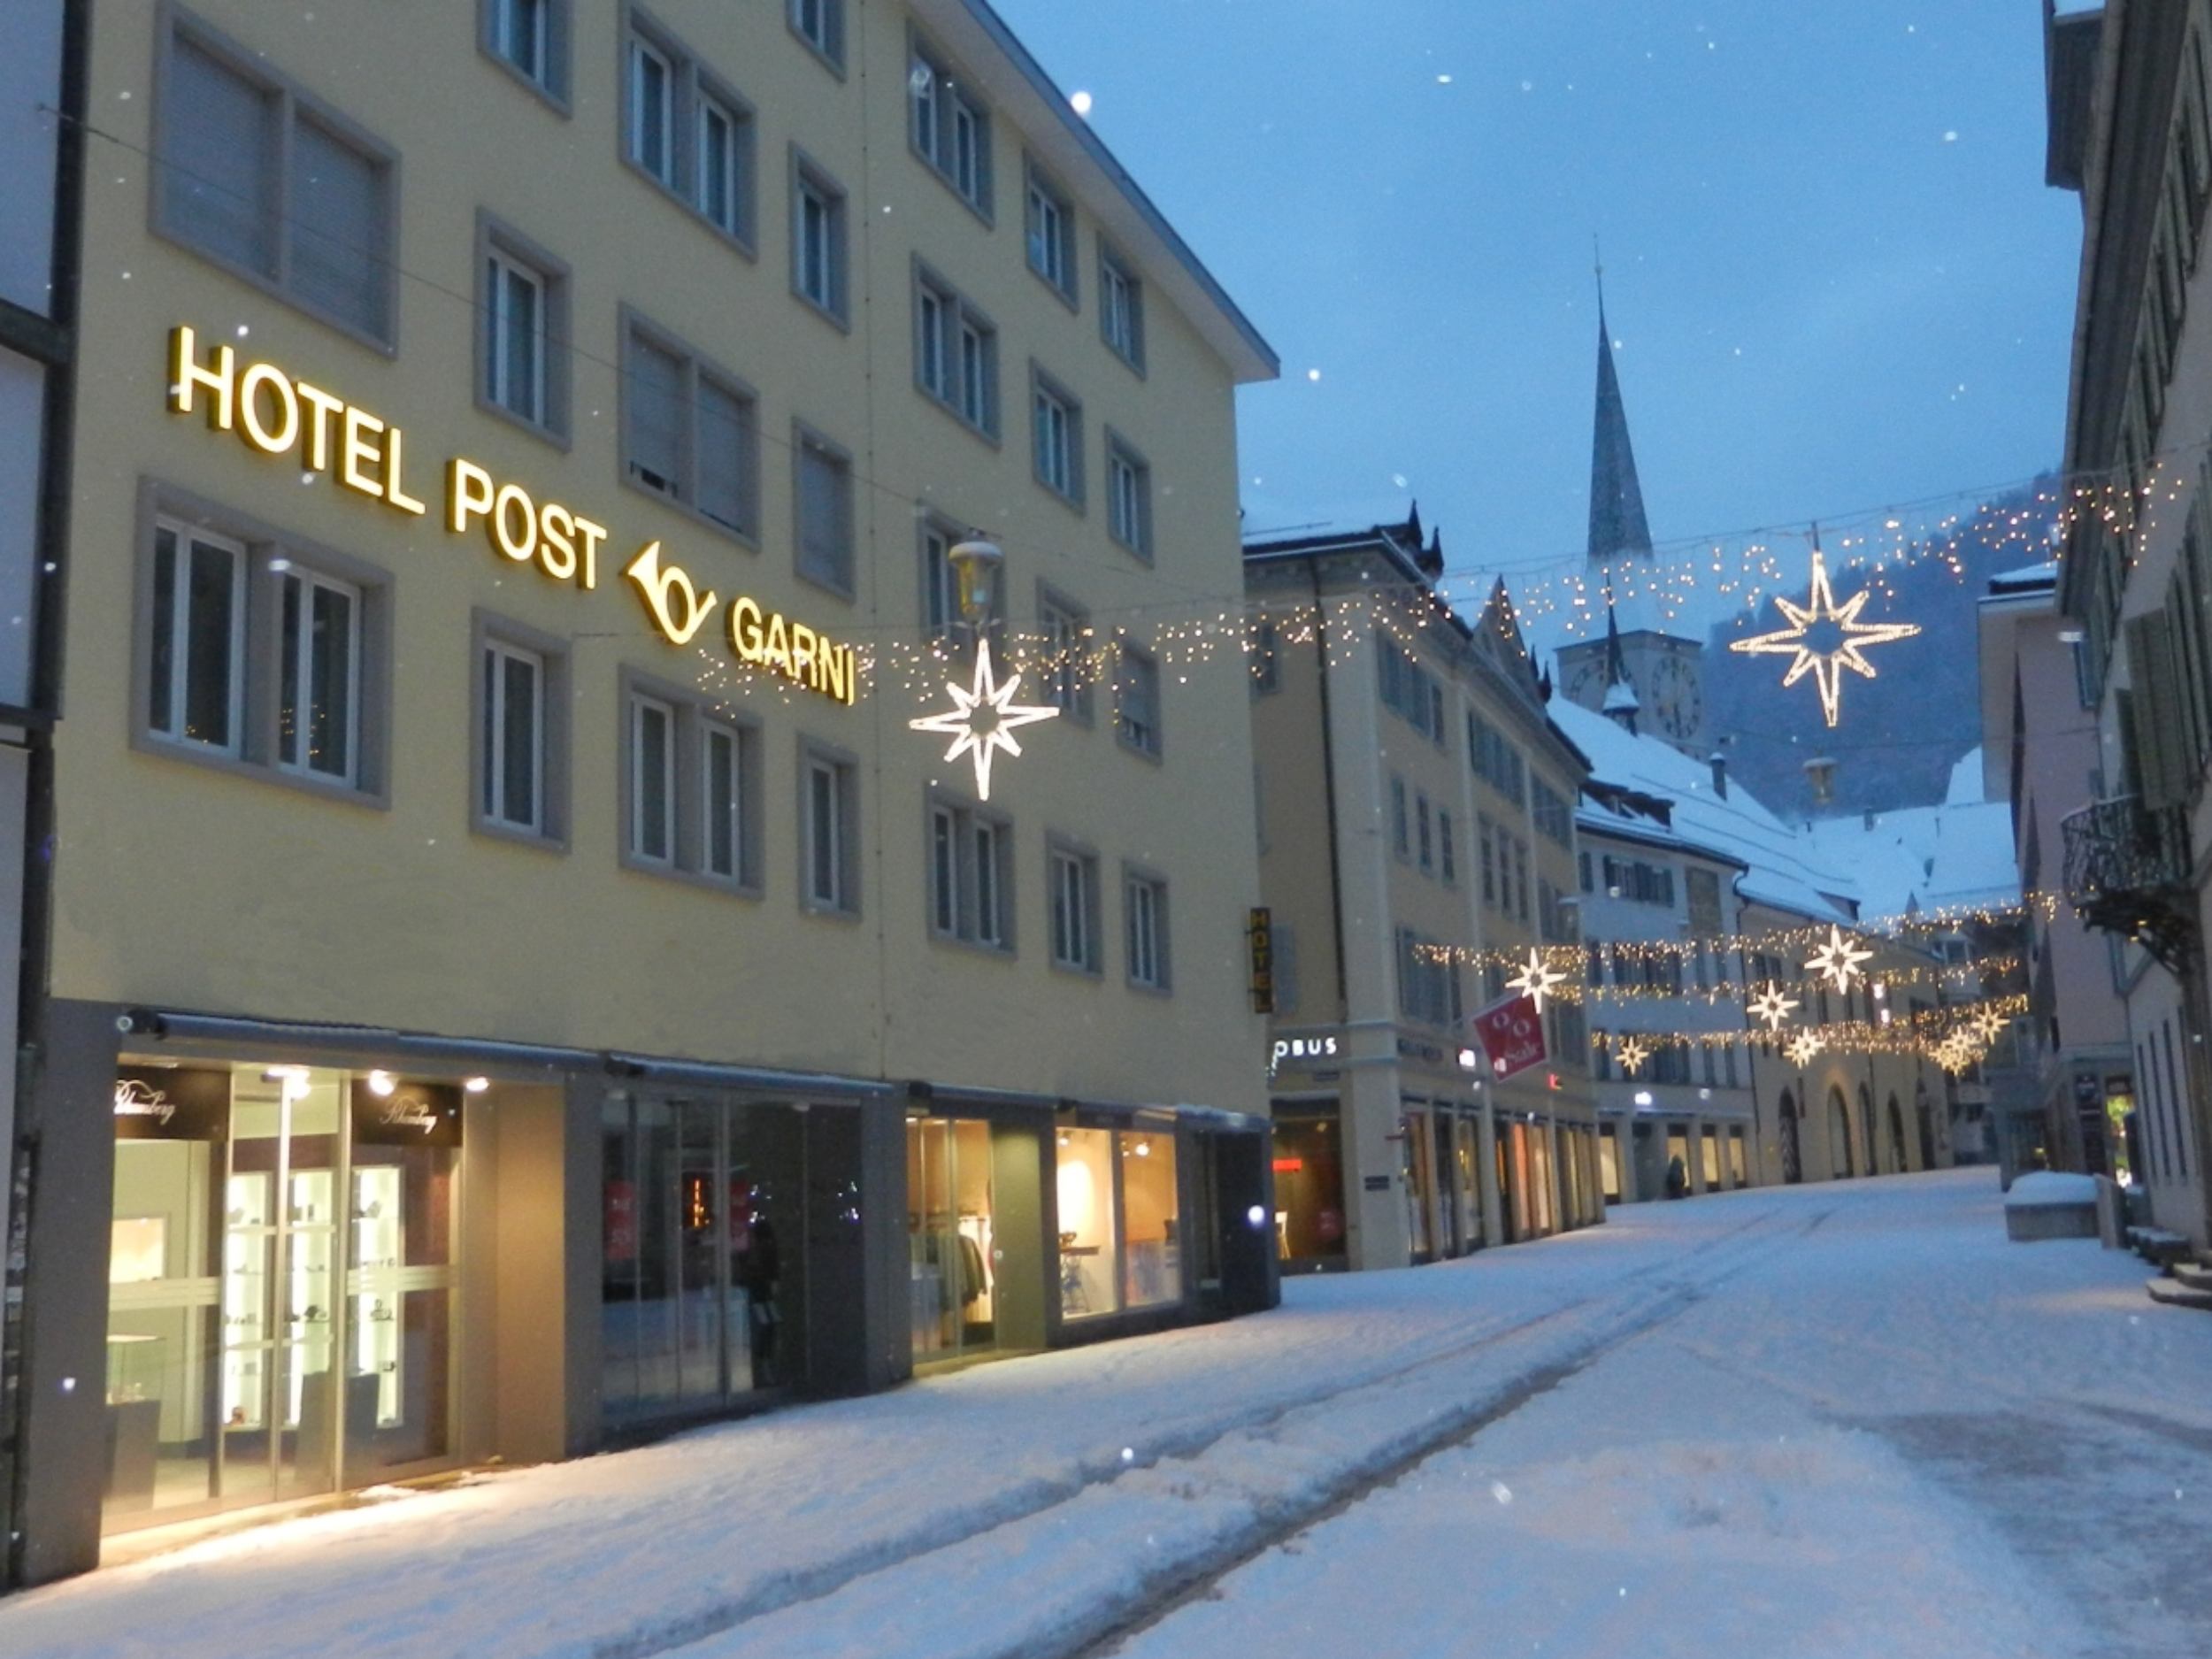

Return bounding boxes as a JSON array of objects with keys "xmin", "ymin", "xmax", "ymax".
[{"xmin": 2003, "ymin": 1171, "xmax": 2099, "ymax": 1208}]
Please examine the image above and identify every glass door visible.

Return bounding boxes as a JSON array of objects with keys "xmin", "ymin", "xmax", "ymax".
[{"xmin": 907, "ymin": 1118, "xmax": 997, "ymax": 1362}]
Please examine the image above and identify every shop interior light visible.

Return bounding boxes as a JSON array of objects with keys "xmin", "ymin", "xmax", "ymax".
[
  {"xmin": 465, "ymin": 1076, "xmax": 491, "ymax": 1094},
  {"xmin": 367, "ymin": 1070, "xmax": 397, "ymax": 1097},
  {"xmin": 1133, "ymin": 1140, "xmax": 1151, "ymax": 1157}
]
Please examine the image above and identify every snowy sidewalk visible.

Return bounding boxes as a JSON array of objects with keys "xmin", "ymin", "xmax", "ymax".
[{"xmin": 4, "ymin": 1170, "xmax": 2208, "ymax": 1659}]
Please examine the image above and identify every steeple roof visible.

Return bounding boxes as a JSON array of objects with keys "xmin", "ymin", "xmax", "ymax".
[{"xmin": 1586, "ymin": 303, "xmax": 1655, "ymax": 565}]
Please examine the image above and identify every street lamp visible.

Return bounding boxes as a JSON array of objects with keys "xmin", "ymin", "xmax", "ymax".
[{"xmin": 948, "ymin": 536, "xmax": 1003, "ymax": 627}]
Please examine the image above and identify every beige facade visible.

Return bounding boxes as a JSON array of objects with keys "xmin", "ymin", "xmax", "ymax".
[
  {"xmin": 10, "ymin": 0, "xmax": 1284, "ymax": 1586},
  {"xmin": 1248, "ymin": 519, "xmax": 1601, "ymax": 1272}
]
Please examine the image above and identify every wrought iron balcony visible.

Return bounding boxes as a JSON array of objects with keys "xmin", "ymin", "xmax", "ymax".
[{"xmin": 2061, "ymin": 795, "xmax": 2196, "ymax": 975}]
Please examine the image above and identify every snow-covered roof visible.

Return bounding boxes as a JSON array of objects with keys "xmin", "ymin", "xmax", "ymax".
[
  {"xmin": 1548, "ymin": 699, "xmax": 1859, "ymax": 925},
  {"xmin": 1946, "ymin": 747, "xmax": 1986, "ymax": 807},
  {"xmin": 1800, "ymin": 795, "xmax": 2020, "ymax": 922}
]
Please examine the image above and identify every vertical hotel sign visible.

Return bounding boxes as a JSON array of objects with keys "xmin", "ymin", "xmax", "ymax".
[
  {"xmin": 163, "ymin": 324, "xmax": 859, "ymax": 704},
  {"xmin": 1248, "ymin": 907, "xmax": 1274, "ymax": 1014}
]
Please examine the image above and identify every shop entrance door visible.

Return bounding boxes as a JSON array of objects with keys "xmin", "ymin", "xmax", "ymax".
[
  {"xmin": 907, "ymin": 1118, "xmax": 998, "ymax": 1362},
  {"xmin": 221, "ymin": 1069, "xmax": 342, "ymax": 1508}
]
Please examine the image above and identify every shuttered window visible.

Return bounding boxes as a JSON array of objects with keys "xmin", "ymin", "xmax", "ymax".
[
  {"xmin": 289, "ymin": 118, "xmax": 388, "ymax": 339},
  {"xmin": 795, "ymin": 431, "xmax": 854, "ymax": 594},
  {"xmin": 626, "ymin": 334, "xmax": 686, "ymax": 499},
  {"xmin": 164, "ymin": 36, "xmax": 277, "ymax": 274},
  {"xmin": 696, "ymin": 380, "xmax": 756, "ymax": 535}
]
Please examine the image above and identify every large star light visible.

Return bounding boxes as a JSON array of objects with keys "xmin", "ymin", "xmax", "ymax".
[
  {"xmin": 1804, "ymin": 926, "xmax": 1874, "ymax": 994},
  {"xmin": 1747, "ymin": 981, "xmax": 1800, "ymax": 1032},
  {"xmin": 1785, "ymin": 1030, "xmax": 1825, "ymax": 1068},
  {"xmin": 1614, "ymin": 1034, "xmax": 1651, "ymax": 1077},
  {"xmin": 1506, "ymin": 948, "xmax": 1569, "ymax": 1013},
  {"xmin": 908, "ymin": 640, "xmax": 1059, "ymax": 802},
  {"xmin": 1729, "ymin": 549, "xmax": 1922, "ymax": 728}
]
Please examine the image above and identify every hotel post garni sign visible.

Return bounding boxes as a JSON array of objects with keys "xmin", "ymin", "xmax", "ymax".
[{"xmin": 165, "ymin": 325, "xmax": 857, "ymax": 703}]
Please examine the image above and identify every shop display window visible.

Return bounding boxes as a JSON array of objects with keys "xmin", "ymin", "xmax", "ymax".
[
  {"xmin": 1728, "ymin": 1128, "xmax": 1748, "ymax": 1187},
  {"xmin": 1119, "ymin": 1133, "xmax": 1179, "ymax": 1307},
  {"xmin": 1701, "ymin": 1127, "xmax": 1723, "ymax": 1190},
  {"xmin": 908, "ymin": 1118, "xmax": 999, "ymax": 1359},
  {"xmin": 1056, "ymin": 1127, "xmax": 1118, "ymax": 1317},
  {"xmin": 1271, "ymin": 1112, "xmax": 1347, "ymax": 1264}
]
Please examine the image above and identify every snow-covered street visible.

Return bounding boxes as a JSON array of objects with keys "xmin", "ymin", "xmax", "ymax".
[{"xmin": 5, "ymin": 1169, "xmax": 2208, "ymax": 1659}]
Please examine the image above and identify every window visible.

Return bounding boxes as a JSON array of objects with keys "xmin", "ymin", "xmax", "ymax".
[
  {"xmin": 794, "ymin": 425, "xmax": 856, "ymax": 595},
  {"xmin": 1039, "ymin": 587, "xmax": 1094, "ymax": 721},
  {"xmin": 1025, "ymin": 157, "xmax": 1078, "ymax": 300},
  {"xmin": 1514, "ymin": 841, "xmax": 1532, "ymax": 923},
  {"xmin": 150, "ymin": 521, "xmax": 245, "ymax": 755},
  {"xmin": 1377, "ymin": 632, "xmax": 1444, "ymax": 741},
  {"xmin": 1049, "ymin": 841, "xmax": 1102, "ymax": 972},
  {"xmin": 914, "ymin": 266, "xmax": 998, "ymax": 435},
  {"xmin": 910, "ymin": 36, "xmax": 991, "ymax": 214},
  {"xmin": 1125, "ymin": 872, "xmax": 1171, "ymax": 990},
  {"xmin": 1479, "ymin": 814, "xmax": 1495, "ymax": 901},
  {"xmin": 1032, "ymin": 366, "xmax": 1084, "ymax": 504},
  {"xmin": 791, "ymin": 150, "xmax": 849, "ymax": 323},
  {"xmin": 803, "ymin": 745, "xmax": 859, "ymax": 914},
  {"xmin": 618, "ymin": 674, "xmax": 761, "ymax": 887},
  {"xmin": 1115, "ymin": 643, "xmax": 1162, "ymax": 757},
  {"xmin": 628, "ymin": 692, "xmax": 676, "ymax": 864},
  {"xmin": 1100, "ymin": 246, "xmax": 1144, "ymax": 370},
  {"xmin": 622, "ymin": 313, "xmax": 760, "ymax": 539},
  {"xmin": 1532, "ymin": 778, "xmax": 1572, "ymax": 847},
  {"xmin": 789, "ymin": 0, "xmax": 844, "ymax": 71},
  {"xmin": 141, "ymin": 499, "xmax": 390, "ymax": 801},
  {"xmin": 628, "ymin": 35, "xmax": 674, "ymax": 186},
  {"xmin": 1439, "ymin": 811, "xmax": 1456, "ymax": 885},
  {"xmin": 1417, "ymin": 793, "xmax": 1433, "ymax": 872},
  {"xmin": 483, "ymin": 0, "xmax": 568, "ymax": 102},
  {"xmin": 696, "ymin": 91, "xmax": 752, "ymax": 241},
  {"xmin": 156, "ymin": 20, "xmax": 396, "ymax": 344},
  {"xmin": 1106, "ymin": 434, "xmax": 1152, "ymax": 558},
  {"xmin": 478, "ymin": 216, "xmax": 570, "ymax": 439},
  {"xmin": 1395, "ymin": 928, "xmax": 1454, "ymax": 1026},
  {"xmin": 929, "ymin": 796, "xmax": 1013, "ymax": 950},
  {"xmin": 276, "ymin": 566, "xmax": 359, "ymax": 784},
  {"xmin": 1467, "ymin": 710, "xmax": 1527, "ymax": 803},
  {"xmin": 481, "ymin": 637, "xmax": 545, "ymax": 834}
]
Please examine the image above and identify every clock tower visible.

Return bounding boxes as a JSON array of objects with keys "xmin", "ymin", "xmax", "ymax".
[{"xmin": 1554, "ymin": 283, "xmax": 1709, "ymax": 757}]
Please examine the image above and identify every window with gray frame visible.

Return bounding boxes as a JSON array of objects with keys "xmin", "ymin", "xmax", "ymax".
[
  {"xmin": 483, "ymin": 0, "xmax": 568, "ymax": 103},
  {"xmin": 915, "ymin": 266, "xmax": 997, "ymax": 435},
  {"xmin": 1025, "ymin": 156, "xmax": 1077, "ymax": 300},
  {"xmin": 479, "ymin": 217, "xmax": 570, "ymax": 439},
  {"xmin": 789, "ymin": 0, "xmax": 844, "ymax": 70},
  {"xmin": 1039, "ymin": 587, "xmax": 1094, "ymax": 721},
  {"xmin": 1048, "ymin": 840, "xmax": 1101, "ymax": 972},
  {"xmin": 141, "ymin": 496, "xmax": 390, "ymax": 802},
  {"xmin": 480, "ymin": 633, "xmax": 551, "ymax": 836},
  {"xmin": 792, "ymin": 150, "xmax": 849, "ymax": 323},
  {"xmin": 622, "ymin": 314, "xmax": 760, "ymax": 539},
  {"xmin": 1125, "ymin": 870, "xmax": 1170, "ymax": 990},
  {"xmin": 1100, "ymin": 245, "xmax": 1144, "ymax": 370},
  {"xmin": 157, "ymin": 18, "xmax": 396, "ymax": 344},
  {"xmin": 1394, "ymin": 779, "xmax": 1413, "ymax": 861},
  {"xmin": 1115, "ymin": 642, "xmax": 1161, "ymax": 757},
  {"xmin": 620, "ymin": 673, "xmax": 762, "ymax": 887},
  {"xmin": 1032, "ymin": 366, "xmax": 1084, "ymax": 504},
  {"xmin": 623, "ymin": 9, "xmax": 755, "ymax": 245},
  {"xmin": 803, "ymin": 744, "xmax": 859, "ymax": 914},
  {"xmin": 1439, "ymin": 810, "xmax": 1456, "ymax": 885},
  {"xmin": 919, "ymin": 515, "xmax": 1005, "ymax": 641},
  {"xmin": 1106, "ymin": 434, "xmax": 1152, "ymax": 558},
  {"xmin": 795, "ymin": 426, "xmax": 856, "ymax": 595},
  {"xmin": 910, "ymin": 35, "xmax": 990, "ymax": 213},
  {"xmin": 929, "ymin": 795, "xmax": 1013, "ymax": 950}
]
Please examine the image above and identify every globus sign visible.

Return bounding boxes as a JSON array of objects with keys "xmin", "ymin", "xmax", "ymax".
[
  {"xmin": 1470, "ymin": 993, "xmax": 1548, "ymax": 1082},
  {"xmin": 165, "ymin": 324, "xmax": 858, "ymax": 704}
]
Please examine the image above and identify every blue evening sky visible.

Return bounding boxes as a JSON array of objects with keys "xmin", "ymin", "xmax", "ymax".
[{"xmin": 993, "ymin": 0, "xmax": 2081, "ymax": 621}]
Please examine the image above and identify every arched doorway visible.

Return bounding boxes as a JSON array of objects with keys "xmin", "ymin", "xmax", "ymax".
[
  {"xmin": 1888, "ymin": 1095, "xmax": 1908, "ymax": 1171},
  {"xmin": 1778, "ymin": 1088, "xmax": 1801, "ymax": 1184},
  {"xmin": 1859, "ymin": 1084, "xmax": 1878, "ymax": 1174},
  {"xmin": 1828, "ymin": 1086, "xmax": 1855, "ymax": 1179}
]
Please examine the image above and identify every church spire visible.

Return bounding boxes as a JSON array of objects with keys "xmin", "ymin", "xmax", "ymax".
[{"xmin": 1586, "ymin": 263, "xmax": 1655, "ymax": 565}]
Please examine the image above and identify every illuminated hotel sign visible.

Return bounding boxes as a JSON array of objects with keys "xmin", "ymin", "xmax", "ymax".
[{"xmin": 165, "ymin": 325, "xmax": 857, "ymax": 705}]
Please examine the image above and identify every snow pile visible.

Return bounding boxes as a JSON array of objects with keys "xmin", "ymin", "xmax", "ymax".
[{"xmin": 2003, "ymin": 1171, "xmax": 2100, "ymax": 1208}]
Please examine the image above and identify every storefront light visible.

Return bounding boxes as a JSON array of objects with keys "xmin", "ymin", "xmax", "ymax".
[
  {"xmin": 465, "ymin": 1076, "xmax": 491, "ymax": 1094},
  {"xmin": 367, "ymin": 1070, "xmax": 397, "ymax": 1097},
  {"xmin": 1633, "ymin": 1090, "xmax": 1654, "ymax": 1108}
]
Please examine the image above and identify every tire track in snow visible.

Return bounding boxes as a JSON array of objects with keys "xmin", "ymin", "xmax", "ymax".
[{"xmin": 611, "ymin": 1199, "xmax": 1827, "ymax": 1659}]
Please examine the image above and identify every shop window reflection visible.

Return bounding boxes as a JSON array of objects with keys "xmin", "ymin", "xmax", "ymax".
[
  {"xmin": 1055, "ymin": 1128, "xmax": 1118, "ymax": 1317},
  {"xmin": 1119, "ymin": 1133, "xmax": 1179, "ymax": 1308}
]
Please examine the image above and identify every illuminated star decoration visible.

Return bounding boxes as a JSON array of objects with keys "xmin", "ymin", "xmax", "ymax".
[
  {"xmin": 1804, "ymin": 926, "xmax": 1874, "ymax": 994},
  {"xmin": 1785, "ymin": 1030, "xmax": 1824, "ymax": 1068},
  {"xmin": 908, "ymin": 639, "xmax": 1059, "ymax": 803},
  {"xmin": 1506, "ymin": 948, "xmax": 1569, "ymax": 1013},
  {"xmin": 1728, "ymin": 549, "xmax": 1922, "ymax": 728},
  {"xmin": 1970, "ymin": 1004, "xmax": 2009, "ymax": 1044},
  {"xmin": 1614, "ymin": 1034, "xmax": 1651, "ymax": 1077},
  {"xmin": 1747, "ymin": 982, "xmax": 1801, "ymax": 1032}
]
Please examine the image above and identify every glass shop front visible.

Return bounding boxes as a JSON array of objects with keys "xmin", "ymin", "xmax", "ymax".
[{"xmin": 103, "ymin": 1061, "xmax": 462, "ymax": 1532}]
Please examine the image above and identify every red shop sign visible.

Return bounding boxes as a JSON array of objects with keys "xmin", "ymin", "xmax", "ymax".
[{"xmin": 1471, "ymin": 993, "xmax": 1548, "ymax": 1082}]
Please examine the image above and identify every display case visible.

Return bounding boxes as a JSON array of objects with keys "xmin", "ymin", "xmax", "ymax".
[
  {"xmin": 284, "ymin": 1169, "xmax": 335, "ymax": 1429},
  {"xmin": 222, "ymin": 1172, "xmax": 272, "ymax": 1432},
  {"xmin": 351, "ymin": 1166, "xmax": 403, "ymax": 1426}
]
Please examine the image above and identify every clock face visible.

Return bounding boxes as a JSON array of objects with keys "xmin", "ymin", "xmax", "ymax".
[
  {"xmin": 1564, "ymin": 662, "xmax": 1601, "ymax": 706},
  {"xmin": 1649, "ymin": 655, "xmax": 1703, "ymax": 741}
]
